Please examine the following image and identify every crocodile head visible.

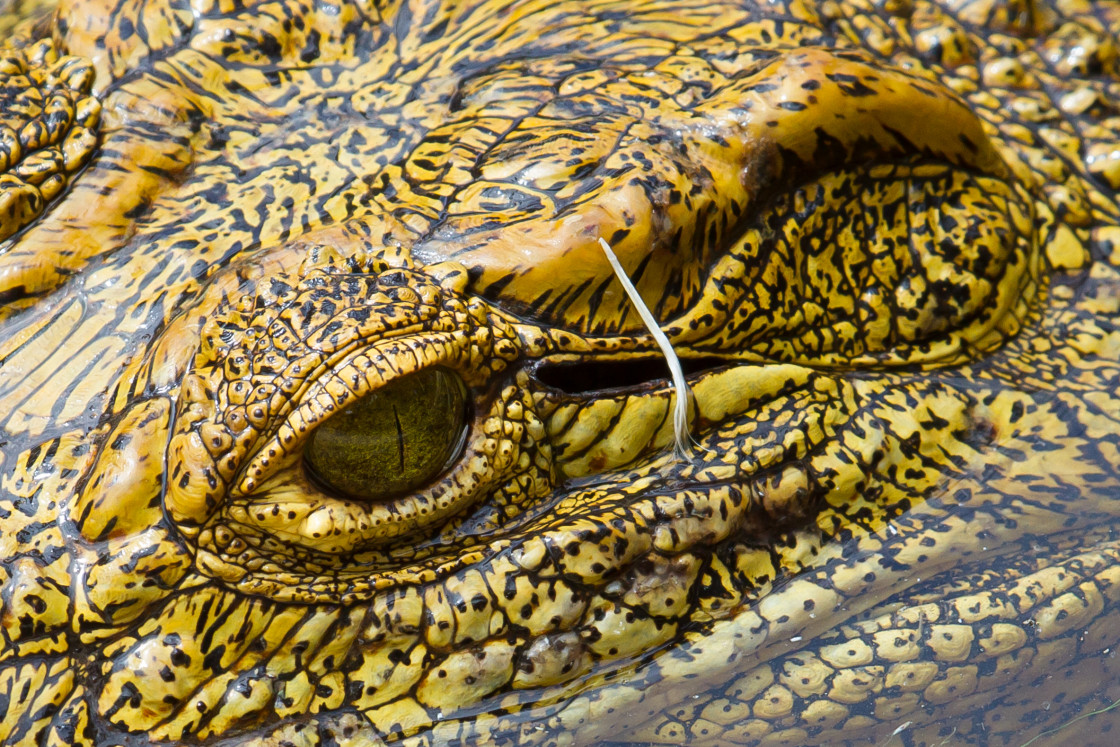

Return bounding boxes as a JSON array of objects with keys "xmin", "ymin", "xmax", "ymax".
[{"xmin": 1, "ymin": 1, "xmax": 1118, "ymax": 745}]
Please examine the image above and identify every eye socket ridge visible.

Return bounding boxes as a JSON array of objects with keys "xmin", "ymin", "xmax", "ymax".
[{"xmin": 302, "ymin": 366, "xmax": 470, "ymax": 502}]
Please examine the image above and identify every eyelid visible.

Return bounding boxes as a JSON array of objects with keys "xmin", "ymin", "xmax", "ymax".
[
  {"xmin": 234, "ymin": 330, "xmax": 472, "ymax": 496},
  {"xmin": 220, "ymin": 367, "xmax": 546, "ymax": 556},
  {"xmin": 166, "ymin": 267, "xmax": 517, "ymax": 530}
]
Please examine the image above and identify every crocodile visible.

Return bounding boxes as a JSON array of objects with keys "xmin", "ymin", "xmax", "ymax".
[{"xmin": 1, "ymin": 0, "xmax": 1119, "ymax": 745}]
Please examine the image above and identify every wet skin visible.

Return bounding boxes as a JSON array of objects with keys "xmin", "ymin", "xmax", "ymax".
[{"xmin": 0, "ymin": 1, "xmax": 1119, "ymax": 745}]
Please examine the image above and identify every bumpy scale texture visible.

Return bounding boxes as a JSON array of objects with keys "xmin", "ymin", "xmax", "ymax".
[{"xmin": 0, "ymin": 0, "xmax": 1118, "ymax": 745}]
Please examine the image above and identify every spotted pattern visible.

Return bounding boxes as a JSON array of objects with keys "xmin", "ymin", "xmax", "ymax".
[{"xmin": 0, "ymin": 0, "xmax": 1118, "ymax": 746}]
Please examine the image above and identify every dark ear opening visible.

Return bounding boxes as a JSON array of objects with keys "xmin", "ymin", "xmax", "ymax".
[{"xmin": 533, "ymin": 356, "xmax": 729, "ymax": 394}]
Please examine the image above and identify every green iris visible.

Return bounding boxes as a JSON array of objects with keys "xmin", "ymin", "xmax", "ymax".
[{"xmin": 304, "ymin": 367, "xmax": 469, "ymax": 501}]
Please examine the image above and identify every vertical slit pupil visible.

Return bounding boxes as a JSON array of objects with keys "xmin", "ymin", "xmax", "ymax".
[{"xmin": 303, "ymin": 367, "xmax": 468, "ymax": 501}]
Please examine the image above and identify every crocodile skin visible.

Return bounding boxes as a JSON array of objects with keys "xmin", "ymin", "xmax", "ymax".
[{"xmin": 0, "ymin": 1, "xmax": 1118, "ymax": 745}]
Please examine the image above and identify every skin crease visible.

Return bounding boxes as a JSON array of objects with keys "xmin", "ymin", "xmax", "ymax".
[{"xmin": 0, "ymin": 0, "xmax": 1118, "ymax": 746}]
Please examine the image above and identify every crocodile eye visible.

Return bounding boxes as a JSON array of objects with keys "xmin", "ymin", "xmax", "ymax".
[{"xmin": 303, "ymin": 367, "xmax": 468, "ymax": 501}]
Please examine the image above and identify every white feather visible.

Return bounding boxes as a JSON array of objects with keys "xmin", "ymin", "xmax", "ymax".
[{"xmin": 598, "ymin": 237, "xmax": 694, "ymax": 461}]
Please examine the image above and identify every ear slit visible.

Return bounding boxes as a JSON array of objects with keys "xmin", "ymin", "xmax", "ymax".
[{"xmin": 598, "ymin": 237, "xmax": 695, "ymax": 462}]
